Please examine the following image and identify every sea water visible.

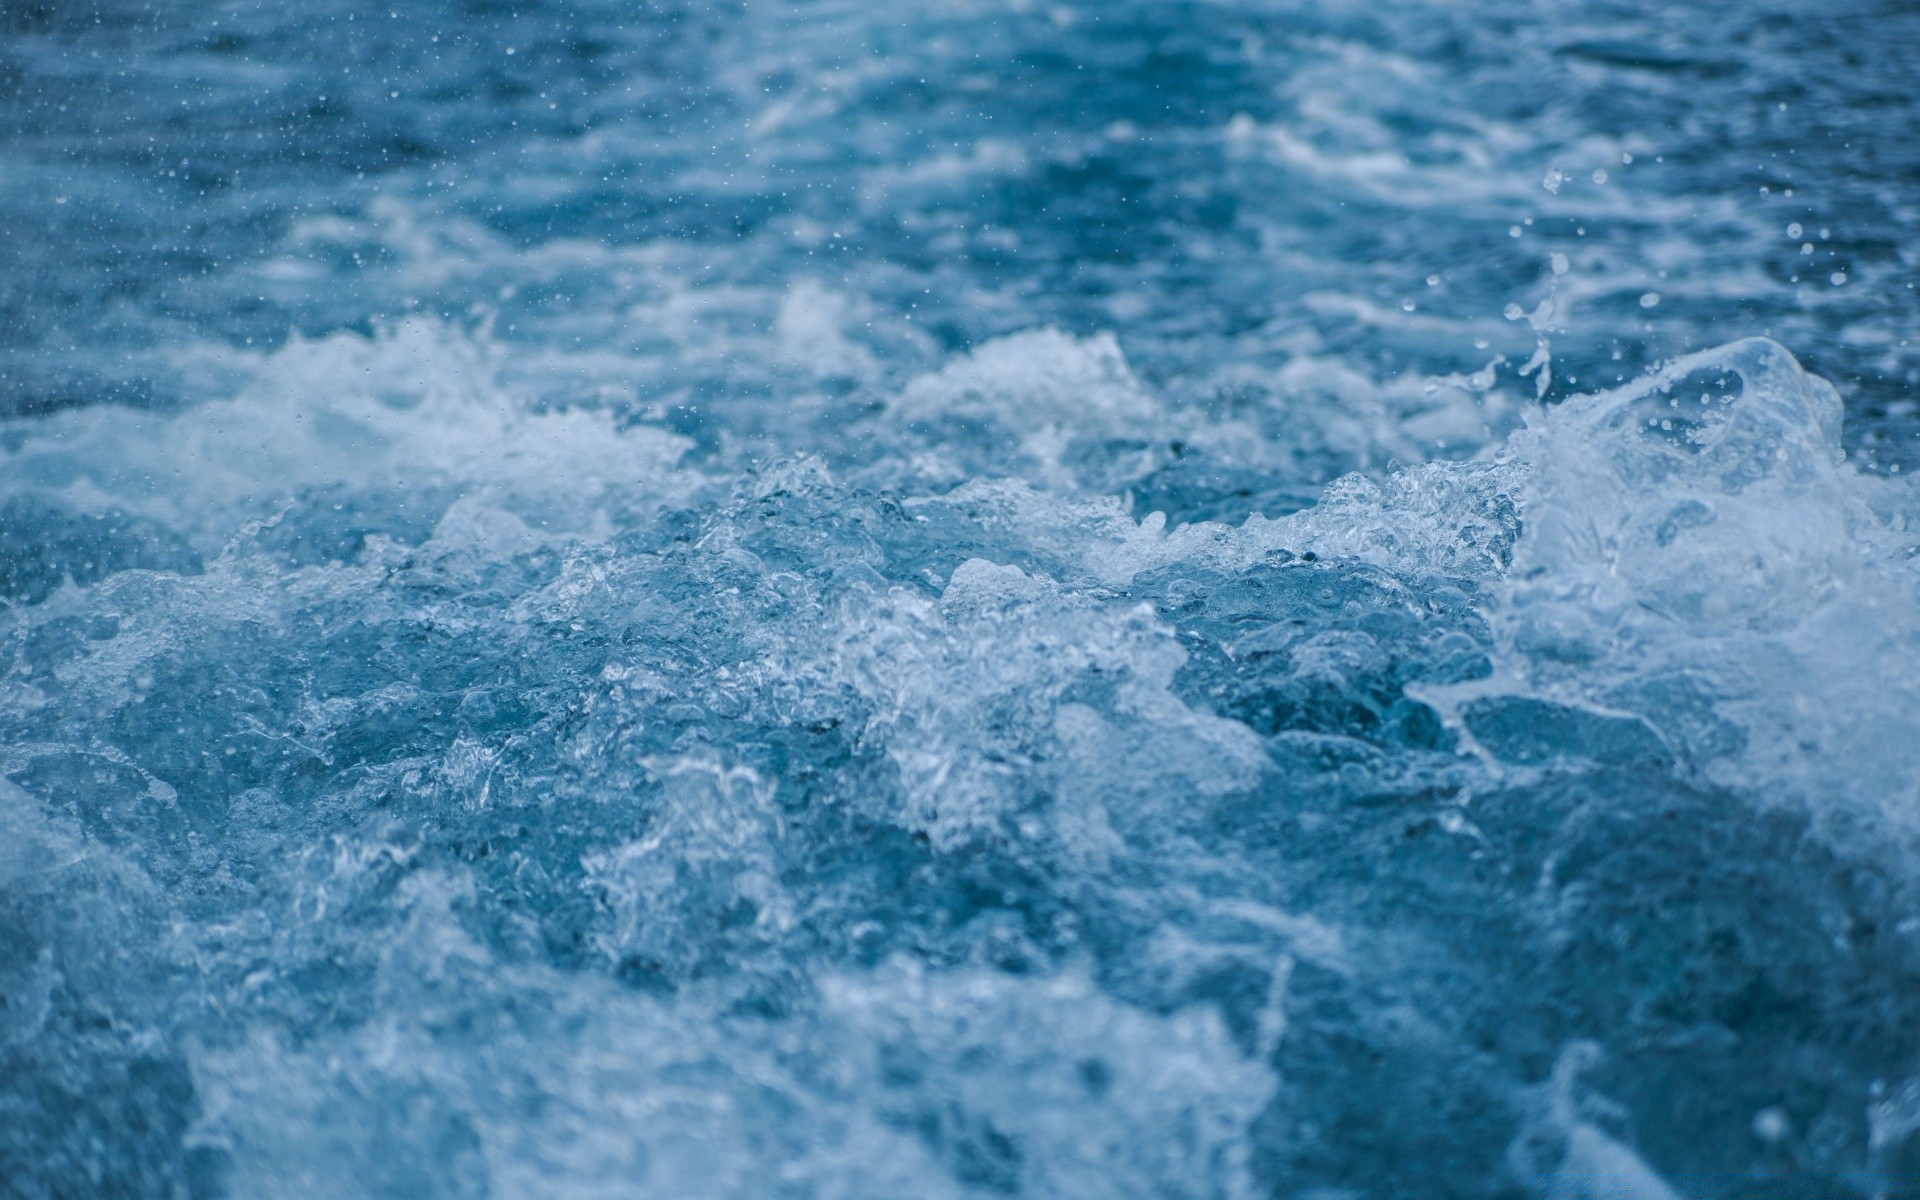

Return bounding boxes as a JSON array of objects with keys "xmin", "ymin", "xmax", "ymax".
[{"xmin": 3, "ymin": 1, "xmax": 1920, "ymax": 1196}]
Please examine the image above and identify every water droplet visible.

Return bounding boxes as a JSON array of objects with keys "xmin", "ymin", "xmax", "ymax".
[
  {"xmin": 1831, "ymin": 272, "xmax": 1847, "ymax": 286},
  {"xmin": 1640, "ymin": 292, "xmax": 1661, "ymax": 308},
  {"xmin": 1787, "ymin": 223, "xmax": 1803, "ymax": 239},
  {"xmin": 1503, "ymin": 303, "xmax": 1524, "ymax": 320},
  {"xmin": 1550, "ymin": 253, "xmax": 1570, "ymax": 276},
  {"xmin": 1591, "ymin": 169, "xmax": 1608, "ymax": 185}
]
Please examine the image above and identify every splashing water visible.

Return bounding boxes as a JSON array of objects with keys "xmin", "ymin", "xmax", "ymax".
[{"xmin": 4, "ymin": 2, "xmax": 1920, "ymax": 1197}]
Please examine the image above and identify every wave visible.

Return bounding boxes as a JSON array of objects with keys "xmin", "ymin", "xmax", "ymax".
[{"xmin": 3, "ymin": 322, "xmax": 1918, "ymax": 1195}]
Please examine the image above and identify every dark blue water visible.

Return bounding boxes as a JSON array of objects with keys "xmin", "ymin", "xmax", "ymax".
[{"xmin": 4, "ymin": 2, "xmax": 1920, "ymax": 1196}]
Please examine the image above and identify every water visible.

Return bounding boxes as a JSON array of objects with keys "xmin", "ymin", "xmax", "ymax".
[{"xmin": 3, "ymin": 1, "xmax": 1919, "ymax": 1196}]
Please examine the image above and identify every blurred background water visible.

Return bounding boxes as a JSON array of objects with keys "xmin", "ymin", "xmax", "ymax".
[{"xmin": 3, "ymin": 1, "xmax": 1920, "ymax": 1197}]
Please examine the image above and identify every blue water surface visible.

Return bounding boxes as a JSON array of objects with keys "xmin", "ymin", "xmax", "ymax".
[{"xmin": 4, "ymin": 1, "xmax": 1920, "ymax": 1196}]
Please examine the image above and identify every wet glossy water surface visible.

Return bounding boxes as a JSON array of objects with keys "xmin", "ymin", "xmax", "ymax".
[{"xmin": 3, "ymin": 2, "xmax": 1920, "ymax": 1197}]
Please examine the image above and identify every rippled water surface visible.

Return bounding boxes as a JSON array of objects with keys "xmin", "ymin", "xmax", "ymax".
[{"xmin": 4, "ymin": 2, "xmax": 1920, "ymax": 1196}]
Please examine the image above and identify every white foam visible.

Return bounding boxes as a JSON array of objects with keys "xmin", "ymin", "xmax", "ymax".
[{"xmin": 0, "ymin": 318, "xmax": 696, "ymax": 548}]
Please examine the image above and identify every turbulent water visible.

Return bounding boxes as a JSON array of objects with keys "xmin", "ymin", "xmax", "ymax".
[{"xmin": 4, "ymin": 1, "xmax": 1920, "ymax": 1196}]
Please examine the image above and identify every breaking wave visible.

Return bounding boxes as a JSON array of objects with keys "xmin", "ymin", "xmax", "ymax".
[{"xmin": 4, "ymin": 2, "xmax": 1920, "ymax": 1197}]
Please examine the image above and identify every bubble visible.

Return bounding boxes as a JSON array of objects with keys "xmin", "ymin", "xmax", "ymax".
[
  {"xmin": 1504, "ymin": 303, "xmax": 1525, "ymax": 320},
  {"xmin": 1591, "ymin": 168, "xmax": 1609, "ymax": 185},
  {"xmin": 1787, "ymin": 223, "xmax": 1803, "ymax": 239},
  {"xmin": 1831, "ymin": 272, "xmax": 1847, "ymax": 286},
  {"xmin": 1550, "ymin": 253, "xmax": 1570, "ymax": 276},
  {"xmin": 1639, "ymin": 292, "xmax": 1661, "ymax": 308}
]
